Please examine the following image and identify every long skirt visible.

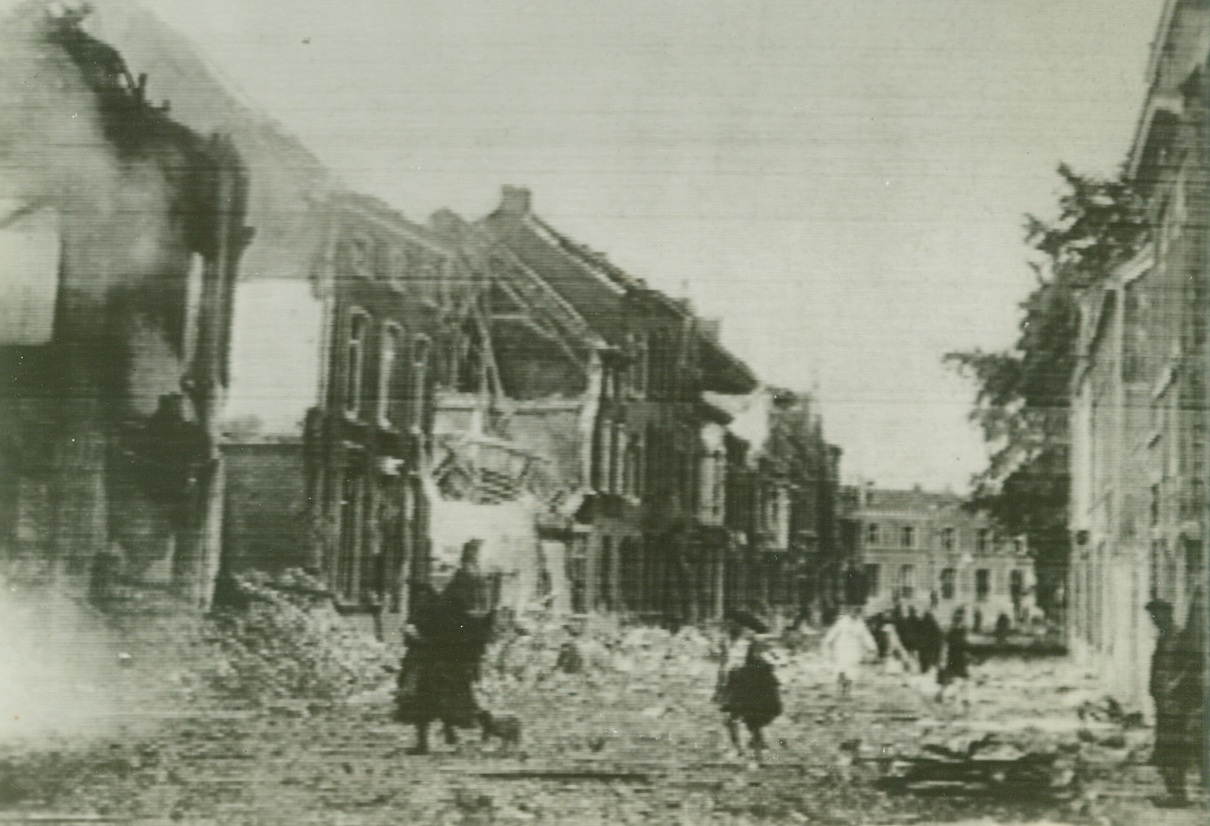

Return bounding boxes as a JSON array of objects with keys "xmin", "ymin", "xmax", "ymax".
[
  {"xmin": 395, "ymin": 657, "xmax": 481, "ymax": 728},
  {"xmin": 716, "ymin": 665, "xmax": 782, "ymax": 729}
]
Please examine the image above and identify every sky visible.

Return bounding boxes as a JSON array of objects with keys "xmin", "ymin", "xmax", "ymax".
[{"xmin": 65, "ymin": 0, "xmax": 1169, "ymax": 490}]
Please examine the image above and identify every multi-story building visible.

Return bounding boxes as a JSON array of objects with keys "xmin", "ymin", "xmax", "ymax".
[
  {"xmin": 478, "ymin": 187, "xmax": 758, "ymax": 625},
  {"xmin": 853, "ymin": 487, "xmax": 1035, "ymax": 628},
  {"xmin": 1068, "ymin": 0, "xmax": 1208, "ymax": 711},
  {"xmin": 301, "ymin": 195, "xmax": 489, "ymax": 631},
  {"xmin": 718, "ymin": 388, "xmax": 848, "ymax": 626},
  {"xmin": 0, "ymin": 8, "xmax": 252, "ymax": 608}
]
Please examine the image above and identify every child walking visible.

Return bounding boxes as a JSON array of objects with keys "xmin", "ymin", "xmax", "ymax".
[{"xmin": 716, "ymin": 618, "xmax": 782, "ymax": 765}]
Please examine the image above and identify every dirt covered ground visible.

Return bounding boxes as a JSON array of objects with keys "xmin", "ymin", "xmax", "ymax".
[{"xmin": 0, "ymin": 588, "xmax": 1205, "ymax": 825}]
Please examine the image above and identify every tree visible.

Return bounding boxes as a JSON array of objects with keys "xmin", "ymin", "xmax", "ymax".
[{"xmin": 945, "ymin": 165, "xmax": 1147, "ymax": 616}]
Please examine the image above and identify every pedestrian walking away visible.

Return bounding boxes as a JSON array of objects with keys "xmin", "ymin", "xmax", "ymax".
[
  {"xmin": 822, "ymin": 605, "xmax": 879, "ymax": 698},
  {"xmin": 917, "ymin": 609, "xmax": 944, "ymax": 677},
  {"xmin": 937, "ymin": 608, "xmax": 971, "ymax": 704},
  {"xmin": 717, "ymin": 630, "xmax": 782, "ymax": 765},
  {"xmin": 880, "ymin": 614, "xmax": 913, "ymax": 675},
  {"xmin": 901, "ymin": 606, "xmax": 922, "ymax": 671}
]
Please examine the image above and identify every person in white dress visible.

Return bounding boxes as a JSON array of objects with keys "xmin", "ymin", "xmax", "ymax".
[
  {"xmin": 880, "ymin": 616, "xmax": 914, "ymax": 675},
  {"xmin": 822, "ymin": 605, "xmax": 879, "ymax": 697}
]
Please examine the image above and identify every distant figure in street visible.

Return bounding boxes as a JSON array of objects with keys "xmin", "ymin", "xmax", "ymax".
[
  {"xmin": 879, "ymin": 615, "xmax": 913, "ymax": 675},
  {"xmin": 994, "ymin": 612, "xmax": 1012, "ymax": 645},
  {"xmin": 867, "ymin": 612, "xmax": 888, "ymax": 660},
  {"xmin": 1146, "ymin": 597, "xmax": 1205, "ymax": 808},
  {"xmin": 715, "ymin": 610, "xmax": 762, "ymax": 755},
  {"xmin": 917, "ymin": 609, "xmax": 944, "ymax": 676},
  {"xmin": 822, "ymin": 605, "xmax": 878, "ymax": 697},
  {"xmin": 902, "ymin": 606, "xmax": 922, "ymax": 671},
  {"xmin": 937, "ymin": 609, "xmax": 971, "ymax": 703},
  {"xmin": 971, "ymin": 608, "xmax": 983, "ymax": 634}
]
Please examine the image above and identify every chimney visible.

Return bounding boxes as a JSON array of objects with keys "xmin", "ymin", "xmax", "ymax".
[
  {"xmin": 500, "ymin": 186, "xmax": 531, "ymax": 216},
  {"xmin": 428, "ymin": 209, "xmax": 462, "ymax": 237}
]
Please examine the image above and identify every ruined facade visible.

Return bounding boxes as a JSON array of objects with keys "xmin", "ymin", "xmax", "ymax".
[
  {"xmin": 0, "ymin": 7, "xmax": 251, "ymax": 608},
  {"xmin": 300, "ymin": 195, "xmax": 491, "ymax": 630},
  {"xmin": 1068, "ymin": 0, "xmax": 1209, "ymax": 710},
  {"xmin": 853, "ymin": 487, "xmax": 1036, "ymax": 629},
  {"xmin": 718, "ymin": 388, "xmax": 849, "ymax": 626},
  {"xmin": 478, "ymin": 187, "xmax": 759, "ymax": 625}
]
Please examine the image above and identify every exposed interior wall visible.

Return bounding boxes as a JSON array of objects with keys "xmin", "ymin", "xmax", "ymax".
[
  {"xmin": 221, "ymin": 442, "xmax": 308, "ymax": 573},
  {"xmin": 225, "ymin": 279, "xmax": 323, "ymax": 438}
]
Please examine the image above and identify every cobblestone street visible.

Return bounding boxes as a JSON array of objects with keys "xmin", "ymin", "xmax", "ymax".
[{"xmin": 1, "ymin": 623, "xmax": 1204, "ymax": 826}]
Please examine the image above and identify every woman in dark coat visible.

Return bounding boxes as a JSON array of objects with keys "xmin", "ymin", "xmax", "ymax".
[
  {"xmin": 396, "ymin": 583, "xmax": 493, "ymax": 754},
  {"xmin": 917, "ymin": 609, "xmax": 943, "ymax": 675},
  {"xmin": 938, "ymin": 609, "xmax": 970, "ymax": 687}
]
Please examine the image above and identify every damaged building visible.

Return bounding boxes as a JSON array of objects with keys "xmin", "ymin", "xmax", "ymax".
[
  {"xmin": 717, "ymin": 387, "xmax": 851, "ymax": 626},
  {"xmin": 476, "ymin": 186, "xmax": 761, "ymax": 625},
  {"xmin": 299, "ymin": 194, "xmax": 507, "ymax": 634},
  {"xmin": 0, "ymin": 5, "xmax": 854, "ymax": 631},
  {"xmin": 0, "ymin": 4, "xmax": 252, "ymax": 607},
  {"xmin": 1068, "ymin": 0, "xmax": 1209, "ymax": 711}
]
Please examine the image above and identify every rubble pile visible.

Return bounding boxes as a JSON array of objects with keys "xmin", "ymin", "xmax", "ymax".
[
  {"xmin": 874, "ymin": 730, "xmax": 1078, "ymax": 798},
  {"xmin": 199, "ymin": 570, "xmax": 396, "ymax": 706}
]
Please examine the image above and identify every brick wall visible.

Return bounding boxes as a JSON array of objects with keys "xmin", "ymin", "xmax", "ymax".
[{"xmin": 222, "ymin": 442, "xmax": 309, "ymax": 573}]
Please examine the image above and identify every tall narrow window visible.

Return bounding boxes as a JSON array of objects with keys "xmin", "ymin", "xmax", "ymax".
[
  {"xmin": 634, "ymin": 334, "xmax": 648, "ymax": 395},
  {"xmin": 976, "ymin": 528, "xmax": 990, "ymax": 553},
  {"xmin": 410, "ymin": 335, "xmax": 430, "ymax": 433},
  {"xmin": 649, "ymin": 332, "xmax": 668, "ymax": 399},
  {"xmin": 941, "ymin": 527, "xmax": 955, "ymax": 551},
  {"xmin": 597, "ymin": 421, "xmax": 613, "ymax": 493},
  {"xmin": 611, "ymin": 423, "xmax": 626, "ymax": 495},
  {"xmin": 940, "ymin": 568, "xmax": 956, "ymax": 599},
  {"xmin": 377, "ymin": 323, "xmax": 401, "ymax": 427},
  {"xmin": 865, "ymin": 564, "xmax": 881, "ymax": 597},
  {"xmin": 337, "ymin": 469, "xmax": 365, "ymax": 602},
  {"xmin": 1009, "ymin": 569, "xmax": 1024, "ymax": 601},
  {"xmin": 976, "ymin": 569, "xmax": 991, "ymax": 601},
  {"xmin": 866, "ymin": 523, "xmax": 880, "ymax": 546},
  {"xmin": 899, "ymin": 564, "xmax": 915, "ymax": 599},
  {"xmin": 901, "ymin": 526, "xmax": 915, "ymax": 548},
  {"xmin": 344, "ymin": 310, "xmax": 368, "ymax": 417},
  {"xmin": 712, "ymin": 451, "xmax": 726, "ymax": 520},
  {"xmin": 632, "ymin": 434, "xmax": 646, "ymax": 497}
]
